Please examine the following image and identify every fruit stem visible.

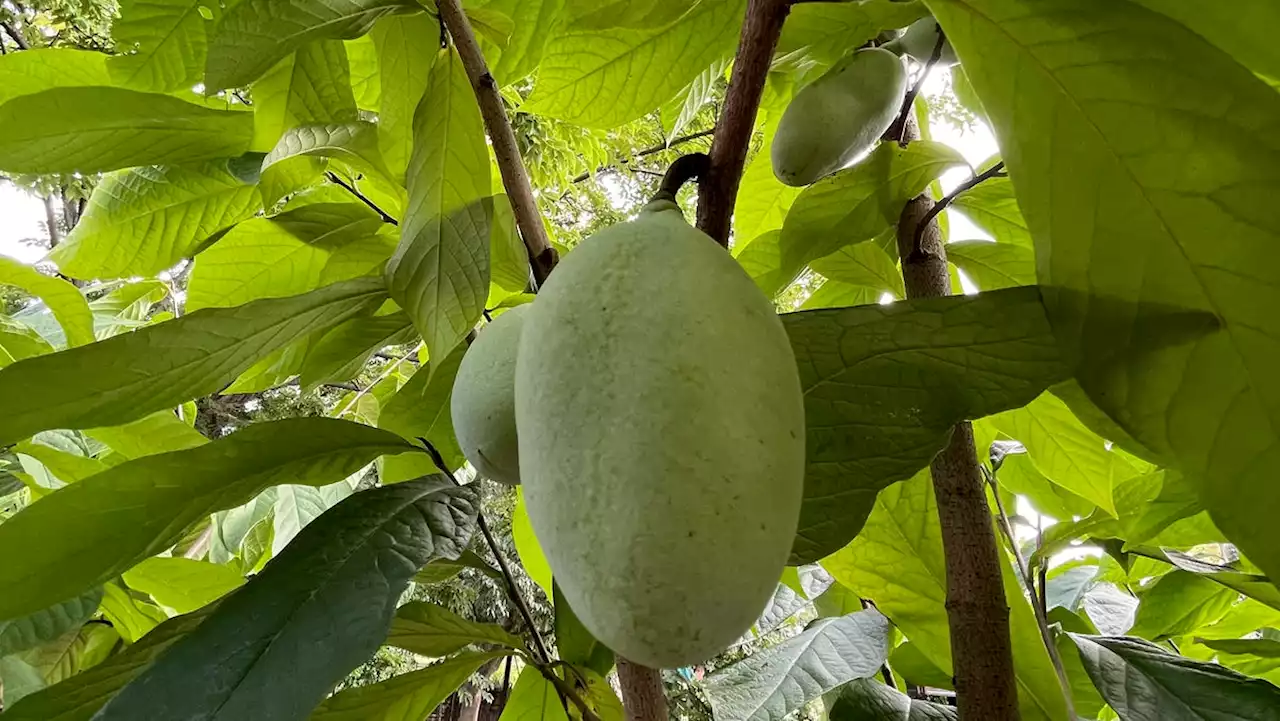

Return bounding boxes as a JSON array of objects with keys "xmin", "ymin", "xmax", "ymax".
[
  {"xmin": 886, "ymin": 24, "xmax": 948, "ymax": 146},
  {"xmin": 653, "ymin": 153, "xmax": 710, "ymax": 204}
]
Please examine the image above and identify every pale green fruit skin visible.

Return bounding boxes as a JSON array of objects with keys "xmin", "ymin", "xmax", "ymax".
[
  {"xmin": 771, "ymin": 48, "xmax": 908, "ymax": 187},
  {"xmin": 515, "ymin": 201, "xmax": 805, "ymax": 668},
  {"xmin": 451, "ymin": 304, "xmax": 529, "ymax": 485},
  {"xmin": 887, "ymin": 17, "xmax": 959, "ymax": 66}
]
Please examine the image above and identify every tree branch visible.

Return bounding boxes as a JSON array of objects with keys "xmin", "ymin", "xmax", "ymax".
[
  {"xmin": 910, "ymin": 161, "xmax": 1005, "ymax": 258},
  {"xmin": 325, "ymin": 172, "xmax": 398, "ymax": 225},
  {"xmin": 436, "ymin": 0, "xmax": 556, "ymax": 287},
  {"xmin": 569, "ymin": 129, "xmax": 716, "ymax": 185},
  {"xmin": 1, "ymin": 21, "xmax": 28, "ymax": 50},
  {"xmin": 616, "ymin": 658, "xmax": 669, "ymax": 721},
  {"xmin": 695, "ymin": 0, "xmax": 792, "ymax": 246},
  {"xmin": 886, "ymin": 24, "xmax": 947, "ymax": 145}
]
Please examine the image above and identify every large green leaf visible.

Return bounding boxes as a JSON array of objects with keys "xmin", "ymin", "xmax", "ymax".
[
  {"xmin": 498, "ymin": 665, "xmax": 570, "ymax": 721},
  {"xmin": 263, "ymin": 121, "xmax": 394, "ymax": 184},
  {"xmin": 0, "ymin": 588, "xmax": 103, "ymax": 657},
  {"xmin": 389, "ymin": 47, "xmax": 491, "ymax": 359},
  {"xmin": 782, "ymin": 286, "xmax": 1069, "ymax": 562},
  {"xmin": 110, "ymin": 0, "xmax": 215, "ymax": 91},
  {"xmin": 311, "ymin": 651, "xmax": 510, "ymax": 720},
  {"xmin": 469, "ymin": 0, "xmax": 565, "ymax": 87},
  {"xmin": 525, "ymin": 0, "xmax": 744, "ymax": 128},
  {"xmin": 0, "ymin": 277, "xmax": 386, "ymax": 445},
  {"xmin": 1127, "ymin": 571, "xmax": 1237, "ymax": 642},
  {"xmin": 0, "ymin": 316, "xmax": 54, "ymax": 367},
  {"xmin": 95, "ymin": 476, "xmax": 479, "ymax": 721},
  {"xmin": 88, "ymin": 409, "xmax": 208, "ymax": 461},
  {"xmin": 826, "ymin": 678, "xmax": 957, "ymax": 721},
  {"xmin": 777, "ymin": 142, "xmax": 966, "ymax": 291},
  {"xmin": 271, "ymin": 479, "xmax": 357, "ymax": 554},
  {"xmin": 1131, "ymin": 547, "xmax": 1280, "ymax": 613},
  {"xmin": 701, "ymin": 609, "xmax": 890, "ymax": 721},
  {"xmin": 1070, "ymin": 634, "xmax": 1280, "ymax": 718},
  {"xmin": 0, "ymin": 87, "xmax": 253, "ymax": 174},
  {"xmin": 51, "ymin": 162, "xmax": 262, "ymax": 280},
  {"xmin": 949, "ymin": 176, "xmax": 1031, "ymax": 248},
  {"xmin": 0, "ymin": 48, "xmax": 111, "ymax": 106},
  {"xmin": 203, "ymin": 0, "xmax": 415, "ymax": 90},
  {"xmin": 0, "ymin": 418, "xmax": 415, "ymax": 621},
  {"xmin": 930, "ymin": 0, "xmax": 1280, "ymax": 581},
  {"xmin": 369, "ymin": 12, "xmax": 439, "ymax": 178},
  {"xmin": 299, "ymin": 312, "xmax": 416, "ymax": 390},
  {"xmin": 378, "ymin": 343, "xmax": 467, "ymax": 478},
  {"xmin": 2, "ymin": 605, "xmax": 216, "ymax": 721},
  {"xmin": 122, "ymin": 558, "xmax": 245, "ymax": 615},
  {"xmin": 252, "ymin": 39, "xmax": 359, "ymax": 152},
  {"xmin": 0, "ymin": 256, "xmax": 94, "ymax": 348},
  {"xmin": 776, "ymin": 0, "xmax": 928, "ymax": 69},
  {"xmin": 945, "ymin": 240, "xmax": 1034, "ymax": 291},
  {"xmin": 1128, "ymin": 0, "xmax": 1280, "ymax": 80},
  {"xmin": 810, "ymin": 240, "xmax": 905, "ymax": 298},
  {"xmin": 387, "ymin": 601, "xmax": 524, "ymax": 656},
  {"xmin": 22, "ymin": 621, "xmax": 120, "ymax": 687}
]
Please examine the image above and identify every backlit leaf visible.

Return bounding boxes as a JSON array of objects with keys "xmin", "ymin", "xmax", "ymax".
[
  {"xmin": 312, "ymin": 651, "xmax": 510, "ymax": 721},
  {"xmin": 110, "ymin": 0, "xmax": 216, "ymax": 91},
  {"xmin": 122, "ymin": 558, "xmax": 244, "ymax": 615},
  {"xmin": 387, "ymin": 601, "xmax": 524, "ymax": 657},
  {"xmin": 0, "ymin": 257, "xmax": 94, "ymax": 348}
]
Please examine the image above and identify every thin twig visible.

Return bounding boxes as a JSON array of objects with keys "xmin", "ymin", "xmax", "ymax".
[
  {"xmin": 435, "ymin": 0, "xmax": 556, "ymax": 286},
  {"xmin": 696, "ymin": 0, "xmax": 792, "ymax": 246},
  {"xmin": 325, "ymin": 171, "xmax": 398, "ymax": 225},
  {"xmin": 984, "ymin": 466, "xmax": 1080, "ymax": 721},
  {"xmin": 419, "ymin": 440, "xmax": 554, "ymax": 666},
  {"xmin": 911, "ymin": 161, "xmax": 1005, "ymax": 258},
  {"xmin": 888, "ymin": 24, "xmax": 947, "ymax": 145},
  {"xmin": 569, "ymin": 129, "xmax": 716, "ymax": 184},
  {"xmin": 373, "ymin": 350, "xmax": 419, "ymax": 365},
  {"xmin": 1, "ymin": 21, "xmax": 28, "ymax": 50},
  {"xmin": 335, "ymin": 344, "xmax": 419, "ymax": 418}
]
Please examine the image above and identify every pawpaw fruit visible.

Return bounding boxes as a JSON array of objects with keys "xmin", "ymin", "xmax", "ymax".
[
  {"xmin": 885, "ymin": 17, "xmax": 959, "ymax": 66},
  {"xmin": 451, "ymin": 304, "xmax": 529, "ymax": 485},
  {"xmin": 515, "ymin": 199, "xmax": 805, "ymax": 667},
  {"xmin": 771, "ymin": 48, "xmax": 908, "ymax": 187}
]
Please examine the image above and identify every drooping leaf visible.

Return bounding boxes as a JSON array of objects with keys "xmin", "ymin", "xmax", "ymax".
[
  {"xmin": 0, "ymin": 316, "xmax": 54, "ymax": 367},
  {"xmin": 782, "ymin": 285, "xmax": 1069, "ymax": 562},
  {"xmin": 513, "ymin": 488, "xmax": 553, "ymax": 599},
  {"xmin": 252, "ymin": 39, "xmax": 359, "ymax": 152},
  {"xmin": 0, "ymin": 588, "xmax": 103, "ymax": 657},
  {"xmin": 1070, "ymin": 634, "xmax": 1280, "ymax": 718},
  {"xmin": 777, "ymin": 142, "xmax": 967, "ymax": 291},
  {"xmin": 499, "ymin": 665, "xmax": 570, "ymax": 721},
  {"xmin": 13, "ymin": 439, "xmax": 108, "ymax": 484},
  {"xmin": 945, "ymin": 240, "xmax": 1034, "ymax": 291},
  {"xmin": 311, "ymin": 651, "xmax": 511, "ymax": 721},
  {"xmin": 122, "ymin": 558, "xmax": 245, "ymax": 615},
  {"xmin": 800, "ymin": 281, "xmax": 881, "ymax": 311},
  {"xmin": 471, "ymin": 0, "xmax": 566, "ymax": 87},
  {"xmin": 51, "ymin": 162, "xmax": 262, "ymax": 280},
  {"xmin": 0, "ymin": 418, "xmax": 415, "ymax": 621},
  {"xmin": 994, "ymin": 451, "xmax": 1094, "ymax": 522},
  {"xmin": 0, "ymin": 48, "xmax": 111, "ymax": 106},
  {"xmin": 1127, "ymin": 571, "xmax": 1238, "ymax": 642},
  {"xmin": 948, "ymin": 176, "xmax": 1031, "ymax": 248},
  {"xmin": 525, "ymin": 0, "xmax": 744, "ymax": 128},
  {"xmin": 660, "ymin": 57, "xmax": 725, "ymax": 142},
  {"xmin": 413, "ymin": 549, "xmax": 502, "ymax": 585},
  {"xmin": 387, "ymin": 601, "xmax": 525, "ymax": 657},
  {"xmin": 263, "ymin": 121, "xmax": 394, "ymax": 185},
  {"xmin": 369, "ymin": 12, "xmax": 439, "ymax": 178},
  {"xmin": 0, "ymin": 277, "xmax": 386, "ymax": 445},
  {"xmin": 271, "ymin": 479, "xmax": 358, "ymax": 554},
  {"xmin": 378, "ymin": 343, "xmax": 467, "ymax": 479},
  {"xmin": 110, "ymin": 0, "xmax": 217, "ymax": 91},
  {"xmin": 95, "ymin": 476, "xmax": 479, "ymax": 721},
  {"xmin": 776, "ymin": 0, "xmax": 928, "ymax": 70},
  {"xmin": 0, "ymin": 256, "xmax": 94, "ymax": 348},
  {"xmin": 930, "ymin": 0, "xmax": 1280, "ymax": 581},
  {"xmin": 203, "ymin": 0, "xmax": 415, "ymax": 90},
  {"xmin": 702, "ymin": 609, "xmax": 890, "ymax": 721},
  {"xmin": 1131, "ymin": 547, "xmax": 1280, "ymax": 613},
  {"xmin": 99, "ymin": 582, "xmax": 168, "ymax": 643},
  {"xmin": 826, "ymin": 678, "xmax": 958, "ymax": 721},
  {"xmin": 810, "ymin": 240, "xmax": 905, "ymax": 298},
  {"xmin": 0, "ymin": 87, "xmax": 253, "ymax": 174},
  {"xmin": 88, "ymin": 409, "xmax": 208, "ymax": 461},
  {"xmin": 299, "ymin": 312, "xmax": 416, "ymax": 390}
]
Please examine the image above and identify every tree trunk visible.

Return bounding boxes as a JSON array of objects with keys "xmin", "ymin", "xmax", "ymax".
[
  {"xmin": 894, "ymin": 116, "xmax": 1020, "ymax": 720},
  {"xmin": 42, "ymin": 194, "xmax": 61, "ymax": 249},
  {"xmin": 616, "ymin": 658, "xmax": 667, "ymax": 721}
]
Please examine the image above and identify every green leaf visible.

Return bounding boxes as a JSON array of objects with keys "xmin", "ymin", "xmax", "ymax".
[
  {"xmin": 95, "ymin": 476, "xmax": 479, "ymax": 721},
  {"xmin": 368, "ymin": 12, "xmax": 439, "ymax": 177},
  {"xmin": 88, "ymin": 409, "xmax": 208, "ymax": 461},
  {"xmin": 122, "ymin": 558, "xmax": 245, "ymax": 615},
  {"xmin": 311, "ymin": 651, "xmax": 510, "ymax": 721},
  {"xmin": 499, "ymin": 666, "xmax": 569, "ymax": 721},
  {"xmin": 22, "ymin": 622, "xmax": 121, "ymax": 686},
  {"xmin": 1131, "ymin": 547, "xmax": 1280, "ymax": 613},
  {"xmin": 1127, "ymin": 0, "xmax": 1280, "ymax": 80},
  {"xmin": 525, "ymin": 0, "xmax": 744, "ymax": 128},
  {"xmin": 0, "ymin": 48, "xmax": 111, "ymax": 106},
  {"xmin": 660, "ymin": 56, "xmax": 725, "ymax": 142},
  {"xmin": 826, "ymin": 678, "xmax": 957, "ymax": 721},
  {"xmin": 778, "ymin": 142, "xmax": 966, "ymax": 291},
  {"xmin": 264, "ymin": 121, "xmax": 394, "ymax": 184},
  {"xmin": 776, "ymin": 0, "xmax": 928, "ymax": 70},
  {"xmin": 0, "ymin": 417, "xmax": 415, "ymax": 621},
  {"xmin": 2, "ymin": 605, "xmax": 216, "ymax": 721},
  {"xmin": 782, "ymin": 286, "xmax": 1069, "ymax": 562},
  {"xmin": 1128, "ymin": 571, "xmax": 1238, "ymax": 641},
  {"xmin": 413, "ymin": 549, "xmax": 502, "ymax": 584},
  {"xmin": 1070, "ymin": 634, "xmax": 1280, "ymax": 718},
  {"xmin": 469, "ymin": 0, "xmax": 564, "ymax": 87},
  {"xmin": 110, "ymin": 0, "xmax": 216, "ymax": 91},
  {"xmin": 554, "ymin": 583, "xmax": 614, "ymax": 677},
  {"xmin": 387, "ymin": 601, "xmax": 525, "ymax": 656},
  {"xmin": 299, "ymin": 312, "xmax": 416, "ymax": 390},
  {"xmin": 994, "ymin": 451, "xmax": 1094, "ymax": 521},
  {"xmin": 378, "ymin": 343, "xmax": 467, "ymax": 479},
  {"xmin": 252, "ymin": 39, "xmax": 360, "ymax": 152},
  {"xmin": 513, "ymin": 487, "xmax": 553, "ymax": 599},
  {"xmin": 345, "ymin": 35, "xmax": 380, "ymax": 110},
  {"xmin": 799, "ymin": 281, "xmax": 880, "ymax": 311},
  {"xmin": 930, "ymin": 0, "xmax": 1280, "ymax": 581},
  {"xmin": 948, "ymin": 176, "xmax": 1031, "ymax": 248},
  {"xmin": 1197, "ymin": 638, "xmax": 1280, "ymax": 660},
  {"xmin": 0, "ymin": 88, "xmax": 253, "ymax": 174},
  {"xmin": 810, "ymin": 241, "xmax": 905, "ymax": 298},
  {"xmin": 209, "ymin": 489, "xmax": 278, "ymax": 565},
  {"xmin": 203, "ymin": 0, "xmax": 415, "ymax": 90},
  {"xmin": 0, "ymin": 656, "xmax": 47, "ymax": 707},
  {"xmin": 0, "ymin": 316, "xmax": 54, "ymax": 367},
  {"xmin": 945, "ymin": 240, "xmax": 1034, "ymax": 291},
  {"xmin": 0, "ymin": 278, "xmax": 386, "ymax": 445},
  {"xmin": 271, "ymin": 479, "xmax": 357, "ymax": 554},
  {"xmin": 14, "ymin": 438, "xmax": 108, "ymax": 483},
  {"xmin": 0, "ymin": 256, "xmax": 94, "ymax": 348},
  {"xmin": 50, "ymin": 162, "xmax": 262, "ymax": 280},
  {"xmin": 0, "ymin": 588, "xmax": 103, "ymax": 657},
  {"xmin": 99, "ymin": 582, "xmax": 168, "ymax": 643},
  {"xmin": 732, "ymin": 93, "xmax": 800, "ymax": 248},
  {"xmin": 390, "ymin": 46, "xmax": 492, "ymax": 359},
  {"xmin": 702, "ymin": 609, "xmax": 890, "ymax": 721}
]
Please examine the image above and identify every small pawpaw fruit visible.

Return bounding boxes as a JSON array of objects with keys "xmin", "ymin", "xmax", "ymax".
[
  {"xmin": 451, "ymin": 304, "xmax": 529, "ymax": 484},
  {"xmin": 885, "ymin": 17, "xmax": 959, "ymax": 66},
  {"xmin": 515, "ymin": 199, "xmax": 805, "ymax": 668},
  {"xmin": 771, "ymin": 48, "xmax": 908, "ymax": 187}
]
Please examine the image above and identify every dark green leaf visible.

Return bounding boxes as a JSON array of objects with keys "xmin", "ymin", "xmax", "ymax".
[
  {"xmin": 0, "ymin": 418, "xmax": 415, "ymax": 621},
  {"xmin": 0, "ymin": 588, "xmax": 102, "ymax": 657},
  {"xmin": 826, "ymin": 678, "xmax": 957, "ymax": 721},
  {"xmin": 387, "ymin": 601, "xmax": 525, "ymax": 656},
  {"xmin": 1130, "ymin": 547, "xmax": 1280, "ymax": 613},
  {"xmin": 96, "ymin": 476, "xmax": 479, "ymax": 721},
  {"xmin": 0, "ymin": 277, "xmax": 386, "ymax": 445},
  {"xmin": 311, "ymin": 651, "xmax": 511, "ymax": 720},
  {"xmin": 782, "ymin": 286, "xmax": 1069, "ymax": 562},
  {"xmin": 0, "ymin": 88, "xmax": 253, "ymax": 174}
]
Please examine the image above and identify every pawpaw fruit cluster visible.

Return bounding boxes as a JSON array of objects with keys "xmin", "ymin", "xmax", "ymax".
[
  {"xmin": 771, "ymin": 48, "xmax": 907, "ymax": 187},
  {"xmin": 451, "ymin": 304, "xmax": 528, "ymax": 485},
  {"xmin": 513, "ymin": 200, "xmax": 805, "ymax": 667}
]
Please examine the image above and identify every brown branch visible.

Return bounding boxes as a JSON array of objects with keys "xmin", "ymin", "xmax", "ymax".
[
  {"xmin": 695, "ymin": 0, "xmax": 792, "ymax": 246},
  {"xmin": 910, "ymin": 161, "xmax": 1005, "ymax": 258},
  {"xmin": 436, "ymin": 0, "xmax": 556, "ymax": 286},
  {"xmin": 569, "ymin": 129, "xmax": 716, "ymax": 185},
  {"xmin": 893, "ymin": 112, "xmax": 1021, "ymax": 720},
  {"xmin": 1, "ymin": 21, "xmax": 28, "ymax": 50},
  {"xmin": 617, "ymin": 659, "xmax": 669, "ymax": 721}
]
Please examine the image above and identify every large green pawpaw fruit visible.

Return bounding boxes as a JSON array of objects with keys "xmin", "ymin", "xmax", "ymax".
[
  {"xmin": 451, "ymin": 304, "xmax": 529, "ymax": 485},
  {"xmin": 515, "ymin": 200, "xmax": 805, "ymax": 668},
  {"xmin": 771, "ymin": 48, "xmax": 907, "ymax": 187},
  {"xmin": 885, "ymin": 17, "xmax": 959, "ymax": 67}
]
